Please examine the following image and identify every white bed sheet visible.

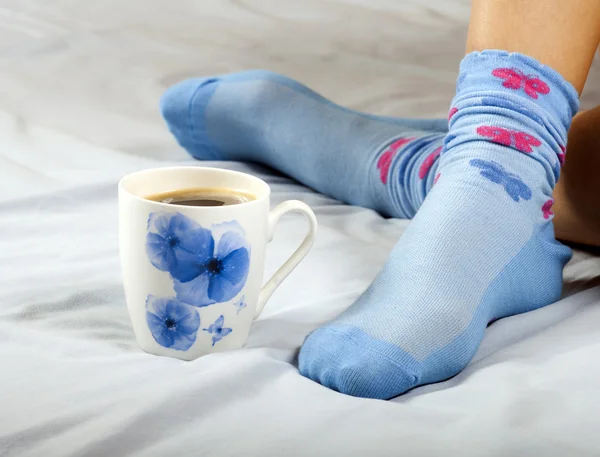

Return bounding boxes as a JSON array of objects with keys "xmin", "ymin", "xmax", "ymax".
[{"xmin": 2, "ymin": 1, "xmax": 600, "ymax": 456}]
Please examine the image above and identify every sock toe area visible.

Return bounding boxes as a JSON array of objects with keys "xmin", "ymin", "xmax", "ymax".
[
  {"xmin": 160, "ymin": 77, "xmax": 221, "ymax": 159},
  {"xmin": 299, "ymin": 325, "xmax": 419, "ymax": 400}
]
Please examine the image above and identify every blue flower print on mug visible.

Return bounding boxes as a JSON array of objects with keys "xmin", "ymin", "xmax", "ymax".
[
  {"xmin": 172, "ymin": 220, "xmax": 251, "ymax": 307},
  {"xmin": 145, "ymin": 212, "xmax": 204, "ymax": 273},
  {"xmin": 204, "ymin": 315, "xmax": 232, "ymax": 346},
  {"xmin": 146, "ymin": 213, "xmax": 250, "ymax": 308},
  {"xmin": 146, "ymin": 296, "xmax": 200, "ymax": 351}
]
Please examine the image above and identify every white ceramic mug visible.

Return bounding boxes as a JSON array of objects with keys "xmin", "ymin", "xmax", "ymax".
[{"xmin": 119, "ymin": 167, "xmax": 317, "ymax": 360}]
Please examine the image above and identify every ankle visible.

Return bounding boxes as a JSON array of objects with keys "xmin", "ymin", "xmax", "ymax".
[{"xmin": 442, "ymin": 51, "xmax": 579, "ymax": 186}]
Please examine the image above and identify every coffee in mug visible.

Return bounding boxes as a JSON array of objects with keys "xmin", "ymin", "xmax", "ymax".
[
  {"xmin": 119, "ymin": 167, "xmax": 317, "ymax": 361},
  {"xmin": 146, "ymin": 187, "xmax": 255, "ymax": 207}
]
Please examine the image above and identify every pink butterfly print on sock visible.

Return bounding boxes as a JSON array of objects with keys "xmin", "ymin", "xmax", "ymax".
[
  {"xmin": 419, "ymin": 146, "xmax": 442, "ymax": 179},
  {"xmin": 448, "ymin": 107, "xmax": 458, "ymax": 121},
  {"xmin": 558, "ymin": 145, "xmax": 566, "ymax": 166},
  {"xmin": 477, "ymin": 126, "xmax": 542, "ymax": 153},
  {"xmin": 492, "ymin": 68, "xmax": 550, "ymax": 99},
  {"xmin": 542, "ymin": 199, "xmax": 554, "ymax": 219},
  {"xmin": 377, "ymin": 137, "xmax": 414, "ymax": 184}
]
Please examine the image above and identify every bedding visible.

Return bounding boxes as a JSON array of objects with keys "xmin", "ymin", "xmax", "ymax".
[{"xmin": 2, "ymin": 1, "xmax": 600, "ymax": 455}]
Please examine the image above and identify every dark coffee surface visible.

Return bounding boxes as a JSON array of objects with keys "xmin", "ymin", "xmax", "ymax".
[{"xmin": 146, "ymin": 188, "xmax": 255, "ymax": 207}]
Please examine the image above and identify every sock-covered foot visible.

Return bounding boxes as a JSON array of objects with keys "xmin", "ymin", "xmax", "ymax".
[
  {"xmin": 298, "ymin": 51, "xmax": 578, "ymax": 399},
  {"xmin": 160, "ymin": 70, "xmax": 448, "ymax": 218}
]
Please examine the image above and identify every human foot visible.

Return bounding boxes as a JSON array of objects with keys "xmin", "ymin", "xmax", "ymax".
[
  {"xmin": 160, "ymin": 70, "xmax": 446, "ymax": 218},
  {"xmin": 298, "ymin": 51, "xmax": 578, "ymax": 399}
]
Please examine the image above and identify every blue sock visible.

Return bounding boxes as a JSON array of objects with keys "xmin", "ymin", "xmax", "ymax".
[
  {"xmin": 298, "ymin": 51, "xmax": 578, "ymax": 398},
  {"xmin": 160, "ymin": 70, "xmax": 447, "ymax": 218}
]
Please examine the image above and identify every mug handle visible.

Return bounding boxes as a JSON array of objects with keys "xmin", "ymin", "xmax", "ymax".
[{"xmin": 255, "ymin": 200, "xmax": 318, "ymax": 317}]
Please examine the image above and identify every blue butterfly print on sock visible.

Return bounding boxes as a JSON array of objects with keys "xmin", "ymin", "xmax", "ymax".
[
  {"xmin": 233, "ymin": 295, "xmax": 247, "ymax": 315},
  {"xmin": 204, "ymin": 315, "xmax": 232, "ymax": 346},
  {"xmin": 469, "ymin": 159, "xmax": 532, "ymax": 202}
]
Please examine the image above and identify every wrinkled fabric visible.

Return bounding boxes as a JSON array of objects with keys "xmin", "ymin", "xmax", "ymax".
[{"xmin": 1, "ymin": 0, "xmax": 600, "ymax": 456}]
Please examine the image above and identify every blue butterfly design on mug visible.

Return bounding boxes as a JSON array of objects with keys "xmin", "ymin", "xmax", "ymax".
[
  {"xmin": 204, "ymin": 315, "xmax": 233, "ymax": 346},
  {"xmin": 233, "ymin": 295, "xmax": 247, "ymax": 315}
]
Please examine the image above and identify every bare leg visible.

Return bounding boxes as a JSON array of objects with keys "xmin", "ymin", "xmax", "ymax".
[
  {"xmin": 467, "ymin": 1, "xmax": 600, "ymax": 94},
  {"xmin": 554, "ymin": 107, "xmax": 600, "ymax": 246}
]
